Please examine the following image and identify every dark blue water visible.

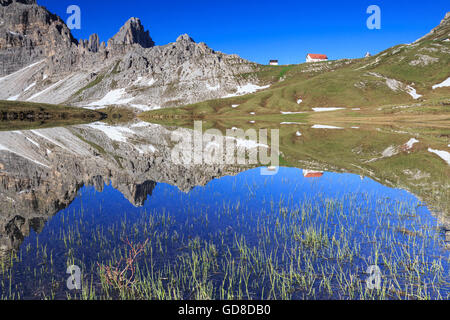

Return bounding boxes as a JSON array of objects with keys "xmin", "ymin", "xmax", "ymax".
[{"xmin": 1, "ymin": 168, "xmax": 449, "ymax": 300}]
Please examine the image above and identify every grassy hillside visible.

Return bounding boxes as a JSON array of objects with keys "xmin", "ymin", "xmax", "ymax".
[{"xmin": 141, "ymin": 13, "xmax": 450, "ymax": 121}]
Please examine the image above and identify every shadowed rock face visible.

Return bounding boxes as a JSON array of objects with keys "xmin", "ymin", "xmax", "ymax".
[
  {"xmin": 0, "ymin": 122, "xmax": 253, "ymax": 258},
  {"xmin": 0, "ymin": 0, "xmax": 77, "ymax": 76}
]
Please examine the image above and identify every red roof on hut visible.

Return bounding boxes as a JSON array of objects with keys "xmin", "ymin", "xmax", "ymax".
[
  {"xmin": 307, "ymin": 54, "xmax": 328, "ymax": 60},
  {"xmin": 303, "ymin": 170, "xmax": 324, "ymax": 178}
]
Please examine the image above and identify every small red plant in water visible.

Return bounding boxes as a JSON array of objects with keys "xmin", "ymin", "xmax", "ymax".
[{"xmin": 98, "ymin": 238, "xmax": 149, "ymax": 290}]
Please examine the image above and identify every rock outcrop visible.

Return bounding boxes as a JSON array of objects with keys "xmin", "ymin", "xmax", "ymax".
[
  {"xmin": 0, "ymin": 0, "xmax": 77, "ymax": 76},
  {"xmin": 0, "ymin": 1, "xmax": 261, "ymax": 109}
]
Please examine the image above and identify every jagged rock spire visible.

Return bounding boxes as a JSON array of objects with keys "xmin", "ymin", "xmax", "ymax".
[{"xmin": 107, "ymin": 17, "xmax": 154, "ymax": 50}]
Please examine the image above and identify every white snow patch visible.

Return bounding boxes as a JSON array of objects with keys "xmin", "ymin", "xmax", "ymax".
[
  {"xmin": 224, "ymin": 83, "xmax": 270, "ymax": 98},
  {"xmin": 206, "ymin": 83, "xmax": 220, "ymax": 91},
  {"xmin": 231, "ymin": 104, "xmax": 240, "ymax": 108},
  {"xmin": 281, "ymin": 122, "xmax": 302, "ymax": 125},
  {"xmin": 405, "ymin": 138, "xmax": 419, "ymax": 150},
  {"xmin": 27, "ymin": 78, "xmax": 67, "ymax": 101},
  {"xmin": 373, "ymin": 73, "xmax": 422, "ymax": 99},
  {"xmin": 24, "ymin": 82, "xmax": 36, "ymax": 92},
  {"xmin": 432, "ymin": 77, "xmax": 450, "ymax": 89},
  {"xmin": 296, "ymin": 131, "xmax": 302, "ymax": 137},
  {"xmin": 0, "ymin": 143, "xmax": 49, "ymax": 168},
  {"xmin": 250, "ymin": 112, "xmax": 256, "ymax": 115},
  {"xmin": 428, "ymin": 148, "xmax": 450, "ymax": 165},
  {"xmin": 312, "ymin": 125, "xmax": 343, "ymax": 130},
  {"xmin": 135, "ymin": 144, "xmax": 157, "ymax": 154},
  {"xmin": 7, "ymin": 30, "xmax": 20, "ymax": 36},
  {"xmin": 312, "ymin": 107, "xmax": 345, "ymax": 112},
  {"xmin": 352, "ymin": 108, "xmax": 361, "ymax": 111},
  {"xmin": 88, "ymin": 89, "xmax": 134, "ymax": 106},
  {"xmin": 133, "ymin": 77, "xmax": 156, "ymax": 87},
  {"xmin": 405, "ymin": 85, "xmax": 422, "ymax": 99},
  {"xmin": 7, "ymin": 94, "xmax": 20, "ymax": 101},
  {"xmin": 297, "ymin": 99, "xmax": 303, "ymax": 104}
]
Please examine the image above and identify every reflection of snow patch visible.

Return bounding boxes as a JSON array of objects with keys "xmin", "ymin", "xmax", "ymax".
[
  {"xmin": 0, "ymin": 143, "xmax": 49, "ymax": 168},
  {"xmin": 296, "ymin": 131, "xmax": 302, "ymax": 137},
  {"xmin": 428, "ymin": 148, "xmax": 450, "ymax": 165},
  {"xmin": 26, "ymin": 137, "xmax": 40, "ymax": 148},
  {"xmin": 281, "ymin": 122, "xmax": 302, "ymax": 125},
  {"xmin": 281, "ymin": 111, "xmax": 305, "ymax": 115},
  {"xmin": 313, "ymin": 107, "xmax": 345, "ymax": 112},
  {"xmin": 232, "ymin": 104, "xmax": 239, "ymax": 108},
  {"xmin": 86, "ymin": 122, "xmax": 134, "ymax": 143},
  {"xmin": 312, "ymin": 125, "xmax": 343, "ymax": 130},
  {"xmin": 432, "ymin": 77, "xmax": 450, "ymax": 89}
]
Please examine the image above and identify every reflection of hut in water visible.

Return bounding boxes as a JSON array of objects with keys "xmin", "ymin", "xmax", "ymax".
[{"xmin": 303, "ymin": 170, "xmax": 324, "ymax": 178}]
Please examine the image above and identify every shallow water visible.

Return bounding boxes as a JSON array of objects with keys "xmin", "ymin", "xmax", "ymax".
[{"xmin": 0, "ymin": 122, "xmax": 448, "ymax": 300}]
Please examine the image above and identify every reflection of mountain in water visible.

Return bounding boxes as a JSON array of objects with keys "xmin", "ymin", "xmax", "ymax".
[
  {"xmin": 0, "ymin": 121, "xmax": 449, "ymax": 257},
  {"xmin": 0, "ymin": 122, "xmax": 253, "ymax": 257}
]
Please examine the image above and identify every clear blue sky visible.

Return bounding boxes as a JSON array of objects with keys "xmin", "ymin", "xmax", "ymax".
[{"xmin": 39, "ymin": 0, "xmax": 449, "ymax": 65}]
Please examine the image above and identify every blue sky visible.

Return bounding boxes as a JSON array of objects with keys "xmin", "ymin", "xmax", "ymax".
[{"xmin": 39, "ymin": 0, "xmax": 449, "ymax": 65}]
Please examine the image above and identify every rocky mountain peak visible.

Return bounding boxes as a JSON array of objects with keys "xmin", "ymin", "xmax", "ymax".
[
  {"xmin": 107, "ymin": 17, "xmax": 155, "ymax": 51},
  {"xmin": 176, "ymin": 34, "xmax": 195, "ymax": 43}
]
